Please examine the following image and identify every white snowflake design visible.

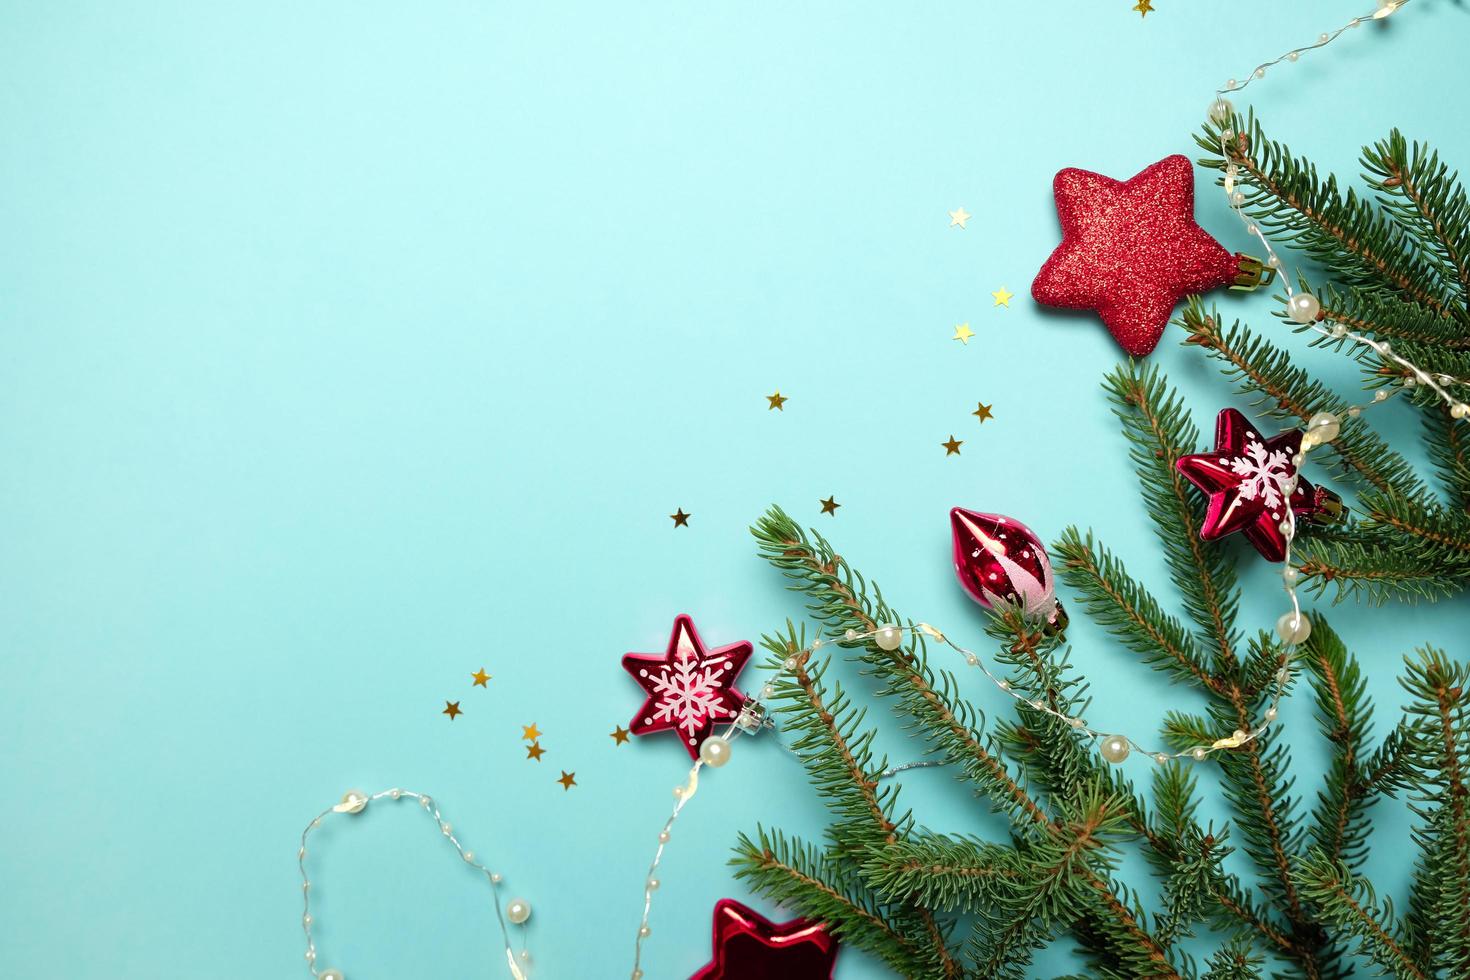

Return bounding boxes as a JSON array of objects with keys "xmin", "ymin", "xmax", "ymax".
[
  {"xmin": 642, "ymin": 636, "xmax": 734, "ymax": 744},
  {"xmin": 1228, "ymin": 438, "xmax": 1293, "ymax": 511}
]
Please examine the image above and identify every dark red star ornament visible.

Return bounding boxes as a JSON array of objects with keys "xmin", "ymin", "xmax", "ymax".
[
  {"xmin": 689, "ymin": 899, "xmax": 839, "ymax": 980},
  {"xmin": 1175, "ymin": 408, "xmax": 1343, "ymax": 562},
  {"xmin": 1031, "ymin": 154, "xmax": 1269, "ymax": 356},
  {"xmin": 622, "ymin": 615, "xmax": 753, "ymax": 759}
]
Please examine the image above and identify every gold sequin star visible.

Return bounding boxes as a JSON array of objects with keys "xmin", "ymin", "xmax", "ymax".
[
  {"xmin": 948, "ymin": 207, "xmax": 972, "ymax": 228},
  {"xmin": 471, "ymin": 668, "xmax": 491, "ymax": 687},
  {"xmin": 443, "ymin": 701, "xmax": 462, "ymax": 720},
  {"xmin": 973, "ymin": 402, "xmax": 994, "ymax": 423},
  {"xmin": 1133, "ymin": 0, "xmax": 1154, "ymax": 17},
  {"xmin": 953, "ymin": 322, "xmax": 975, "ymax": 344},
  {"xmin": 557, "ymin": 771, "xmax": 577, "ymax": 791},
  {"xmin": 820, "ymin": 496, "xmax": 840, "ymax": 516},
  {"xmin": 991, "ymin": 287, "xmax": 1014, "ymax": 307},
  {"xmin": 610, "ymin": 725, "xmax": 630, "ymax": 745},
  {"xmin": 526, "ymin": 742, "xmax": 546, "ymax": 761},
  {"xmin": 522, "ymin": 723, "xmax": 542, "ymax": 741},
  {"xmin": 766, "ymin": 391, "xmax": 787, "ymax": 411},
  {"xmin": 942, "ymin": 435, "xmax": 964, "ymax": 456},
  {"xmin": 670, "ymin": 508, "xmax": 690, "ymax": 528}
]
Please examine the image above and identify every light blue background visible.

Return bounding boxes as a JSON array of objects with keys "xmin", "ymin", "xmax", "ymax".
[{"xmin": 2, "ymin": 2, "xmax": 1467, "ymax": 977}]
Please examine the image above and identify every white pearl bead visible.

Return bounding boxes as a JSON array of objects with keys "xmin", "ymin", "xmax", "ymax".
[
  {"xmin": 1253, "ymin": 68, "xmax": 1265, "ymax": 79},
  {"xmin": 1452, "ymin": 403, "xmax": 1470, "ymax": 420},
  {"xmin": 1069, "ymin": 717, "xmax": 1086, "ymax": 729},
  {"xmin": 1287, "ymin": 51, "xmax": 1299, "ymax": 62},
  {"xmin": 491, "ymin": 873, "xmax": 503, "ymax": 883},
  {"xmin": 875, "ymin": 626, "xmax": 903, "ymax": 651},
  {"xmin": 647, "ymin": 877, "xmax": 660, "ymax": 891},
  {"xmin": 1276, "ymin": 611, "xmax": 1312, "ymax": 645},
  {"xmin": 1374, "ymin": 390, "xmax": 1389, "ymax": 402},
  {"xmin": 1154, "ymin": 753, "xmax": 1170, "ymax": 765},
  {"xmin": 1226, "ymin": 78, "xmax": 1238, "ymax": 89},
  {"xmin": 783, "ymin": 657, "xmax": 797, "ymax": 670},
  {"xmin": 303, "ymin": 914, "xmax": 312, "ymax": 926},
  {"xmin": 1319, "ymin": 33, "xmax": 1330, "ymax": 43},
  {"xmin": 699, "ymin": 736, "xmax": 732, "ymax": 768},
  {"xmin": 1100, "ymin": 735, "xmax": 1131, "ymax": 764},
  {"xmin": 1282, "ymin": 566, "xmax": 1299, "ymax": 586},
  {"xmin": 441, "ymin": 823, "xmax": 452, "ymax": 836},
  {"xmin": 1191, "ymin": 747, "xmax": 1209, "ymax": 761},
  {"xmin": 844, "ymin": 629, "xmax": 858, "ymax": 642},
  {"xmin": 1209, "ymin": 98, "xmax": 1233, "ymax": 122},
  {"xmin": 1230, "ymin": 191, "xmax": 1245, "ymax": 206},
  {"xmin": 463, "ymin": 851, "xmax": 475, "ymax": 863},
  {"xmin": 1307, "ymin": 411, "xmax": 1340, "ymax": 444},
  {"xmin": 640, "ymin": 925, "xmax": 652, "ymax": 938},
  {"xmin": 760, "ymin": 684, "xmax": 775, "ymax": 699},
  {"xmin": 1331, "ymin": 323, "xmax": 1347, "ymax": 338},
  {"xmin": 1287, "ymin": 292, "xmax": 1321, "ymax": 324},
  {"xmin": 965, "ymin": 654, "xmax": 978, "ymax": 666},
  {"xmin": 1265, "ymin": 707, "xmax": 1279, "ymax": 722},
  {"xmin": 340, "ymin": 789, "xmax": 368, "ymax": 814},
  {"xmin": 320, "ymin": 970, "xmax": 344, "ymax": 980},
  {"xmin": 507, "ymin": 899, "xmax": 531, "ymax": 925},
  {"xmin": 658, "ymin": 831, "xmax": 670, "ymax": 843}
]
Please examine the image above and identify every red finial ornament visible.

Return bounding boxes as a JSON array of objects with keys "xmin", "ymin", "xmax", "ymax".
[
  {"xmin": 689, "ymin": 899, "xmax": 839, "ymax": 979},
  {"xmin": 1031, "ymin": 154, "xmax": 1269, "ymax": 356},
  {"xmin": 950, "ymin": 508, "xmax": 1067, "ymax": 632}
]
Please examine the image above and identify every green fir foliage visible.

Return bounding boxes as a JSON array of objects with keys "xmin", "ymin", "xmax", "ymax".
[
  {"xmin": 734, "ymin": 362, "xmax": 1467, "ymax": 977},
  {"xmin": 1182, "ymin": 112, "xmax": 1470, "ymax": 603}
]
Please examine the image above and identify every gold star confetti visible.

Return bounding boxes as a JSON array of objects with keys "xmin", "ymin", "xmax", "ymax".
[
  {"xmin": 991, "ymin": 287, "xmax": 1014, "ymax": 307},
  {"xmin": 1133, "ymin": 0, "xmax": 1154, "ymax": 17},
  {"xmin": 948, "ymin": 207, "xmax": 972, "ymax": 228},
  {"xmin": 557, "ymin": 770, "xmax": 577, "ymax": 791},
  {"xmin": 973, "ymin": 402, "xmax": 994, "ymax": 423},
  {"xmin": 522, "ymin": 723, "xmax": 542, "ymax": 741},
  {"xmin": 953, "ymin": 322, "xmax": 975, "ymax": 344},
  {"xmin": 526, "ymin": 742, "xmax": 546, "ymax": 761},
  {"xmin": 820, "ymin": 496, "xmax": 840, "ymax": 516},
  {"xmin": 670, "ymin": 508, "xmax": 690, "ymax": 528},
  {"xmin": 471, "ymin": 668, "xmax": 491, "ymax": 687},
  {"xmin": 766, "ymin": 391, "xmax": 787, "ymax": 411},
  {"xmin": 443, "ymin": 701, "xmax": 462, "ymax": 720},
  {"xmin": 610, "ymin": 725, "xmax": 630, "ymax": 745},
  {"xmin": 942, "ymin": 435, "xmax": 964, "ymax": 456}
]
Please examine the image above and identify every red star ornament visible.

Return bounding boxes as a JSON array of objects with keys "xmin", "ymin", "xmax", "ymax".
[
  {"xmin": 1032, "ymin": 154, "xmax": 1250, "ymax": 356},
  {"xmin": 1175, "ymin": 408, "xmax": 1342, "ymax": 562},
  {"xmin": 689, "ymin": 899, "xmax": 839, "ymax": 980},
  {"xmin": 622, "ymin": 615, "xmax": 752, "ymax": 759}
]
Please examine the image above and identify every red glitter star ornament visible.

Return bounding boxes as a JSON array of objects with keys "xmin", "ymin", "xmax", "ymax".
[
  {"xmin": 1032, "ymin": 154, "xmax": 1266, "ymax": 356},
  {"xmin": 622, "ymin": 615, "xmax": 753, "ymax": 759},
  {"xmin": 1175, "ymin": 408, "xmax": 1343, "ymax": 562},
  {"xmin": 689, "ymin": 899, "xmax": 839, "ymax": 980}
]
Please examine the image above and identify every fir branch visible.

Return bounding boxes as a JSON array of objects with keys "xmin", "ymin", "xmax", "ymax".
[
  {"xmin": 1202, "ymin": 938, "xmax": 1264, "ymax": 980},
  {"xmin": 1400, "ymin": 649, "xmax": 1470, "ymax": 974},
  {"xmin": 1317, "ymin": 287, "xmax": 1470, "ymax": 350},
  {"xmin": 1055, "ymin": 527, "xmax": 1220, "ymax": 692},
  {"xmin": 863, "ymin": 832, "xmax": 1020, "ymax": 911},
  {"xmin": 1361, "ymin": 130, "xmax": 1470, "ymax": 312},
  {"xmin": 1103, "ymin": 362, "xmax": 1242, "ymax": 674},
  {"xmin": 1294, "ymin": 852, "xmax": 1428, "ymax": 980},
  {"xmin": 1195, "ymin": 111, "xmax": 1461, "ymax": 319},
  {"xmin": 759, "ymin": 629, "xmax": 962, "ymax": 977},
  {"xmin": 1300, "ymin": 617, "xmax": 1378, "ymax": 870},
  {"xmin": 730, "ymin": 828, "xmax": 932, "ymax": 977}
]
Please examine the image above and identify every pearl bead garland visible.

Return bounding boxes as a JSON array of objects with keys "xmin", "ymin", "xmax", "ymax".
[{"xmin": 297, "ymin": 789, "xmax": 532, "ymax": 979}]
